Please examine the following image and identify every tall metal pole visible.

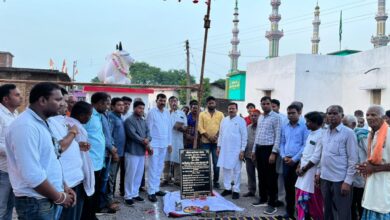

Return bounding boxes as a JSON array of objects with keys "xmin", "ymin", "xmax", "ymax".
[
  {"xmin": 193, "ymin": 0, "xmax": 211, "ymax": 149},
  {"xmin": 185, "ymin": 40, "xmax": 191, "ymax": 105},
  {"xmin": 72, "ymin": 60, "xmax": 77, "ymax": 82}
]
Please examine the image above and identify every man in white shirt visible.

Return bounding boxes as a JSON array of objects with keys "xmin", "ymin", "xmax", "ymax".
[
  {"xmin": 146, "ymin": 93, "xmax": 172, "ymax": 202},
  {"xmin": 6, "ymin": 82, "xmax": 75, "ymax": 219},
  {"xmin": 163, "ymin": 96, "xmax": 187, "ymax": 186},
  {"xmin": 65, "ymin": 101, "xmax": 95, "ymax": 199},
  {"xmin": 0, "ymin": 84, "xmax": 22, "ymax": 220},
  {"xmin": 49, "ymin": 88, "xmax": 86, "ymax": 220},
  {"xmin": 217, "ymin": 102, "xmax": 247, "ymax": 200},
  {"xmin": 295, "ymin": 111, "xmax": 324, "ymax": 220}
]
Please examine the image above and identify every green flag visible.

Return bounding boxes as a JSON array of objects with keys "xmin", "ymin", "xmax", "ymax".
[{"xmin": 339, "ymin": 10, "xmax": 342, "ymax": 49}]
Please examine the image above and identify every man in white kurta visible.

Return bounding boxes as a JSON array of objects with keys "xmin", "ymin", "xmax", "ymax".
[
  {"xmin": 217, "ymin": 103, "xmax": 247, "ymax": 199},
  {"xmin": 357, "ymin": 106, "xmax": 390, "ymax": 219},
  {"xmin": 163, "ymin": 96, "xmax": 187, "ymax": 185},
  {"xmin": 146, "ymin": 94, "xmax": 172, "ymax": 202}
]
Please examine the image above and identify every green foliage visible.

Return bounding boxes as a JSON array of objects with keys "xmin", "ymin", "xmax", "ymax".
[
  {"xmin": 130, "ymin": 62, "xmax": 189, "ymax": 85},
  {"xmin": 91, "ymin": 76, "xmax": 100, "ymax": 83},
  {"xmin": 212, "ymin": 78, "xmax": 226, "ymax": 89},
  {"xmin": 200, "ymin": 78, "xmax": 211, "ymax": 106},
  {"xmin": 178, "ymin": 76, "xmax": 196, "ymax": 106}
]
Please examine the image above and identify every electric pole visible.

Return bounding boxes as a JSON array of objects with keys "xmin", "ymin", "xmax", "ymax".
[{"xmin": 185, "ymin": 40, "xmax": 191, "ymax": 105}]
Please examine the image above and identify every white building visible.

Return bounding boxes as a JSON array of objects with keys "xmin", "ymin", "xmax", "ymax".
[{"xmin": 238, "ymin": 46, "xmax": 390, "ymax": 115}]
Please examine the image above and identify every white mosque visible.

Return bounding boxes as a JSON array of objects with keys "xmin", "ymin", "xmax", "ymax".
[{"xmin": 226, "ymin": 0, "xmax": 390, "ymax": 114}]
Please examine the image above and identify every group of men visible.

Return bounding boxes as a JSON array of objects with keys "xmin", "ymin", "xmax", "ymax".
[
  {"xmin": 1, "ymin": 81, "xmax": 390, "ymax": 220},
  {"xmin": 190, "ymin": 95, "xmax": 390, "ymax": 220},
  {"xmin": 232, "ymin": 98, "xmax": 390, "ymax": 220}
]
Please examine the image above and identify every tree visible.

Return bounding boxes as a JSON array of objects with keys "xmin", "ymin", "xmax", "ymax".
[
  {"xmin": 201, "ymin": 78, "xmax": 211, "ymax": 106},
  {"xmin": 212, "ymin": 78, "xmax": 226, "ymax": 89},
  {"xmin": 178, "ymin": 75, "xmax": 196, "ymax": 105},
  {"xmin": 130, "ymin": 62, "xmax": 188, "ymax": 85},
  {"xmin": 129, "ymin": 62, "xmax": 162, "ymax": 85},
  {"xmin": 91, "ymin": 76, "xmax": 100, "ymax": 83}
]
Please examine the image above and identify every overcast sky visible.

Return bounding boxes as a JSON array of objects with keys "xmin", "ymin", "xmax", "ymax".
[{"xmin": 0, "ymin": 0, "xmax": 386, "ymax": 82}]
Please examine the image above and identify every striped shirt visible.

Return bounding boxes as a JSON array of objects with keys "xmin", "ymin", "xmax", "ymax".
[{"xmin": 252, "ymin": 111, "xmax": 281, "ymax": 153}]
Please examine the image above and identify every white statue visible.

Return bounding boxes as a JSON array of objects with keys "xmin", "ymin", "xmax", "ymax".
[{"xmin": 98, "ymin": 42, "xmax": 135, "ymax": 84}]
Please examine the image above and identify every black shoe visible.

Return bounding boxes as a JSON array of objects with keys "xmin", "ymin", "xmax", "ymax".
[
  {"xmin": 263, "ymin": 206, "xmax": 278, "ymax": 215},
  {"xmin": 232, "ymin": 192, "xmax": 240, "ymax": 200},
  {"xmin": 242, "ymin": 192, "xmax": 255, "ymax": 197},
  {"xmin": 133, "ymin": 196, "xmax": 144, "ymax": 202},
  {"xmin": 213, "ymin": 182, "xmax": 220, "ymax": 189},
  {"xmin": 220, "ymin": 190, "xmax": 232, "ymax": 197},
  {"xmin": 251, "ymin": 200, "xmax": 267, "ymax": 207},
  {"xmin": 155, "ymin": 191, "xmax": 166, "ymax": 197},
  {"xmin": 160, "ymin": 180, "xmax": 169, "ymax": 187},
  {"xmin": 139, "ymin": 187, "xmax": 146, "ymax": 192},
  {"xmin": 148, "ymin": 194, "xmax": 157, "ymax": 202},
  {"xmin": 282, "ymin": 213, "xmax": 295, "ymax": 219},
  {"xmin": 125, "ymin": 199, "xmax": 134, "ymax": 206},
  {"xmin": 275, "ymin": 200, "xmax": 284, "ymax": 207}
]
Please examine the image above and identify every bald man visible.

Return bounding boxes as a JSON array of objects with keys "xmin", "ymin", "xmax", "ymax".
[{"xmin": 357, "ymin": 105, "xmax": 390, "ymax": 219}]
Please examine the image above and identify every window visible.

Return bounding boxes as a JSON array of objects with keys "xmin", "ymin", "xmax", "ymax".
[
  {"xmin": 264, "ymin": 90, "xmax": 272, "ymax": 98},
  {"xmin": 371, "ymin": 89, "xmax": 381, "ymax": 105}
]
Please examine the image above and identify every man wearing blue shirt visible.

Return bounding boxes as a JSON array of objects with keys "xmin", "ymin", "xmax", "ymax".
[
  {"xmin": 82, "ymin": 92, "xmax": 112, "ymax": 219},
  {"xmin": 107, "ymin": 98, "xmax": 125, "ymax": 207},
  {"xmin": 280, "ymin": 104, "xmax": 309, "ymax": 218}
]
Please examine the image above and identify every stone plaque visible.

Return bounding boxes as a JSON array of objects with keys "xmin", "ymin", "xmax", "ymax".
[{"xmin": 180, "ymin": 149, "xmax": 212, "ymax": 199}]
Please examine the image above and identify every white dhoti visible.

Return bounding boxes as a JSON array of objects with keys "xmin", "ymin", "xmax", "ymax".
[
  {"xmin": 124, "ymin": 153, "xmax": 145, "ymax": 200},
  {"xmin": 147, "ymin": 147, "xmax": 167, "ymax": 195},
  {"xmin": 223, "ymin": 161, "xmax": 242, "ymax": 193}
]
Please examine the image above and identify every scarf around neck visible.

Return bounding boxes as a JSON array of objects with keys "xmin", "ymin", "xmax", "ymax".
[{"xmin": 367, "ymin": 122, "xmax": 388, "ymax": 165}]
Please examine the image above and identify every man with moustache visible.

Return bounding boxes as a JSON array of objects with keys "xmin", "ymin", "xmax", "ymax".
[
  {"xmin": 49, "ymin": 88, "xmax": 86, "ymax": 220},
  {"xmin": 146, "ymin": 93, "xmax": 172, "ymax": 202},
  {"xmin": 163, "ymin": 96, "xmax": 187, "ymax": 186},
  {"xmin": 311, "ymin": 105, "xmax": 358, "ymax": 220},
  {"xmin": 198, "ymin": 96, "xmax": 224, "ymax": 189},
  {"xmin": 124, "ymin": 100, "xmax": 151, "ymax": 206},
  {"xmin": 6, "ymin": 82, "xmax": 75, "ymax": 219},
  {"xmin": 185, "ymin": 100, "xmax": 199, "ymax": 149},
  {"xmin": 251, "ymin": 96, "xmax": 281, "ymax": 215},
  {"xmin": 217, "ymin": 102, "xmax": 247, "ymax": 200},
  {"xmin": 121, "ymin": 96, "xmax": 133, "ymax": 121}
]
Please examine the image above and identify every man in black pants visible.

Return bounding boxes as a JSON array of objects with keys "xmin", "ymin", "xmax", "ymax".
[
  {"xmin": 280, "ymin": 104, "xmax": 309, "ymax": 218},
  {"xmin": 81, "ymin": 92, "xmax": 112, "ymax": 219},
  {"xmin": 251, "ymin": 96, "xmax": 281, "ymax": 215}
]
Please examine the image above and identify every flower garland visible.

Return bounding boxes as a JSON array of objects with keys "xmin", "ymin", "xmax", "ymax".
[{"xmin": 111, "ymin": 53, "xmax": 128, "ymax": 76}]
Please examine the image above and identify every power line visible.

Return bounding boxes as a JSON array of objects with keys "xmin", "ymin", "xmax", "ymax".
[
  {"xmin": 130, "ymin": 0, "xmax": 378, "ymax": 58},
  {"xmin": 202, "ymin": 11, "xmax": 376, "ymax": 51}
]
